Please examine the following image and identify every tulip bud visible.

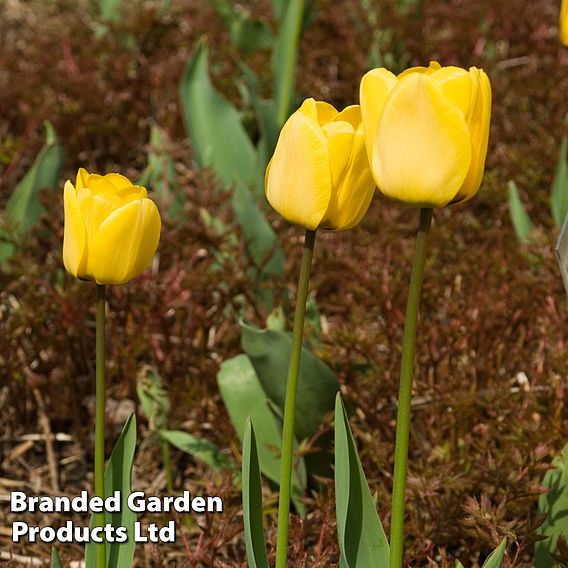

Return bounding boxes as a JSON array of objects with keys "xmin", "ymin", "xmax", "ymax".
[
  {"xmin": 265, "ymin": 98, "xmax": 375, "ymax": 231},
  {"xmin": 360, "ymin": 61, "xmax": 492, "ymax": 208},
  {"xmin": 63, "ymin": 168, "xmax": 161, "ymax": 285},
  {"xmin": 561, "ymin": 0, "xmax": 568, "ymax": 46}
]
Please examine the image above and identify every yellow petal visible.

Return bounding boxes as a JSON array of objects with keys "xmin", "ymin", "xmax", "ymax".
[
  {"xmin": 266, "ymin": 110, "xmax": 332, "ymax": 229},
  {"xmin": 397, "ymin": 61, "xmax": 441, "ymax": 80},
  {"xmin": 359, "ymin": 68, "xmax": 397, "ymax": 164},
  {"xmin": 87, "ymin": 173, "xmax": 133, "ymax": 195},
  {"xmin": 77, "ymin": 187, "xmax": 124, "ymax": 242},
  {"xmin": 429, "ymin": 66, "xmax": 474, "ymax": 117},
  {"xmin": 372, "ymin": 73, "xmax": 472, "ymax": 207},
  {"xmin": 322, "ymin": 120, "xmax": 355, "ymax": 192},
  {"xmin": 453, "ymin": 68, "xmax": 492, "ymax": 203},
  {"xmin": 88, "ymin": 199, "xmax": 161, "ymax": 285},
  {"xmin": 561, "ymin": 0, "xmax": 568, "ymax": 46},
  {"xmin": 62, "ymin": 180, "xmax": 88, "ymax": 278},
  {"xmin": 75, "ymin": 168, "xmax": 90, "ymax": 191},
  {"xmin": 333, "ymin": 105, "xmax": 361, "ymax": 129}
]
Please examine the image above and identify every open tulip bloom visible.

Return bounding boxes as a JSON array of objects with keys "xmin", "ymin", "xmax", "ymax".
[{"xmin": 62, "ymin": 169, "xmax": 161, "ymax": 568}]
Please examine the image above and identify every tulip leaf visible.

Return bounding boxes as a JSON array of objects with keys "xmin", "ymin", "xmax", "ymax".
[
  {"xmin": 85, "ymin": 414, "xmax": 137, "ymax": 568},
  {"xmin": 217, "ymin": 354, "xmax": 306, "ymax": 513},
  {"xmin": 160, "ymin": 430, "xmax": 234, "ymax": 472},
  {"xmin": 0, "ymin": 121, "xmax": 65, "ymax": 264},
  {"xmin": 136, "ymin": 365, "xmax": 170, "ymax": 432},
  {"xmin": 335, "ymin": 394, "xmax": 390, "ymax": 567},
  {"xmin": 535, "ymin": 443, "xmax": 568, "ymax": 567},
  {"xmin": 455, "ymin": 562, "xmax": 465, "ymax": 568},
  {"xmin": 179, "ymin": 40, "xmax": 257, "ymax": 189},
  {"xmin": 508, "ymin": 181, "xmax": 535, "ymax": 244},
  {"xmin": 551, "ymin": 136, "xmax": 568, "ymax": 227},
  {"xmin": 242, "ymin": 418, "xmax": 270, "ymax": 568},
  {"xmin": 482, "ymin": 539, "xmax": 507, "ymax": 567},
  {"xmin": 241, "ymin": 322, "xmax": 339, "ymax": 441},
  {"xmin": 50, "ymin": 548, "xmax": 63, "ymax": 568}
]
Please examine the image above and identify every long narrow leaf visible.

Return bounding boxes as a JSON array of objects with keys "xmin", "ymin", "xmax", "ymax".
[
  {"xmin": 242, "ymin": 418, "xmax": 270, "ymax": 568},
  {"xmin": 85, "ymin": 414, "xmax": 137, "ymax": 568},
  {"xmin": 551, "ymin": 136, "xmax": 568, "ymax": 227},
  {"xmin": 482, "ymin": 539, "xmax": 507, "ymax": 568},
  {"xmin": 50, "ymin": 548, "xmax": 63, "ymax": 568},
  {"xmin": 335, "ymin": 394, "xmax": 390, "ymax": 567},
  {"xmin": 508, "ymin": 181, "xmax": 535, "ymax": 244},
  {"xmin": 179, "ymin": 40, "xmax": 256, "ymax": 189}
]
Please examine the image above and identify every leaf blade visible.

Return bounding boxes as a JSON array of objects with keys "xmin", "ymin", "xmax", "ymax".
[{"xmin": 508, "ymin": 180, "xmax": 535, "ymax": 244}]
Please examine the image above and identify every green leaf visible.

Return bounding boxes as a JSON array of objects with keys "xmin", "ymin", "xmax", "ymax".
[
  {"xmin": 551, "ymin": 136, "xmax": 568, "ymax": 227},
  {"xmin": 0, "ymin": 121, "xmax": 65, "ymax": 263},
  {"xmin": 455, "ymin": 562, "xmax": 465, "ymax": 568},
  {"xmin": 508, "ymin": 181, "xmax": 535, "ymax": 244},
  {"xmin": 242, "ymin": 418, "xmax": 270, "ymax": 568},
  {"xmin": 85, "ymin": 414, "xmax": 137, "ymax": 568},
  {"xmin": 535, "ymin": 443, "xmax": 568, "ymax": 567},
  {"xmin": 482, "ymin": 539, "xmax": 507, "ymax": 567},
  {"xmin": 335, "ymin": 394, "xmax": 390, "ymax": 567},
  {"xmin": 179, "ymin": 40, "xmax": 257, "ymax": 189},
  {"xmin": 50, "ymin": 548, "xmax": 63, "ymax": 568},
  {"xmin": 97, "ymin": 0, "xmax": 123, "ymax": 21},
  {"xmin": 136, "ymin": 366, "xmax": 170, "ymax": 432},
  {"xmin": 217, "ymin": 354, "xmax": 306, "ymax": 513},
  {"xmin": 241, "ymin": 322, "xmax": 339, "ymax": 440},
  {"xmin": 160, "ymin": 429, "xmax": 234, "ymax": 472}
]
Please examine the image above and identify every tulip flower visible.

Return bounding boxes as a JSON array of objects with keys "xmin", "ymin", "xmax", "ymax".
[
  {"xmin": 265, "ymin": 98, "xmax": 375, "ymax": 231},
  {"xmin": 63, "ymin": 168, "xmax": 161, "ymax": 285},
  {"xmin": 360, "ymin": 61, "xmax": 491, "ymax": 208},
  {"xmin": 562, "ymin": 0, "xmax": 568, "ymax": 46}
]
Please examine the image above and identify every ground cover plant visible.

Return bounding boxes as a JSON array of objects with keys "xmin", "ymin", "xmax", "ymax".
[{"xmin": 1, "ymin": 0, "xmax": 568, "ymax": 566}]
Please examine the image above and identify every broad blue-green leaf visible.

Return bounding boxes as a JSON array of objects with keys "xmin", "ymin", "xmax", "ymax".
[
  {"xmin": 551, "ymin": 137, "xmax": 568, "ymax": 227},
  {"xmin": 85, "ymin": 414, "xmax": 137, "ymax": 568},
  {"xmin": 217, "ymin": 354, "xmax": 306, "ymax": 513},
  {"xmin": 179, "ymin": 40, "xmax": 256, "ymax": 189},
  {"xmin": 50, "ymin": 548, "xmax": 63, "ymax": 568},
  {"xmin": 335, "ymin": 394, "xmax": 390, "ymax": 567},
  {"xmin": 211, "ymin": 0, "xmax": 273, "ymax": 53},
  {"xmin": 535, "ymin": 443, "xmax": 568, "ymax": 567},
  {"xmin": 508, "ymin": 181, "xmax": 535, "ymax": 244},
  {"xmin": 0, "ymin": 121, "xmax": 65, "ymax": 263},
  {"xmin": 160, "ymin": 429, "xmax": 234, "ymax": 472},
  {"xmin": 137, "ymin": 126, "xmax": 182, "ymax": 220},
  {"xmin": 241, "ymin": 322, "xmax": 339, "ymax": 440},
  {"xmin": 136, "ymin": 366, "xmax": 169, "ymax": 431},
  {"xmin": 482, "ymin": 539, "xmax": 507, "ymax": 567},
  {"xmin": 242, "ymin": 418, "xmax": 270, "ymax": 568}
]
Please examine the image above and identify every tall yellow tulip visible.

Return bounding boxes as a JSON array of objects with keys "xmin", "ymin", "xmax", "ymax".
[
  {"xmin": 360, "ymin": 61, "xmax": 491, "ymax": 208},
  {"xmin": 265, "ymin": 98, "xmax": 375, "ymax": 231},
  {"xmin": 561, "ymin": 0, "xmax": 568, "ymax": 45},
  {"xmin": 63, "ymin": 168, "xmax": 161, "ymax": 285}
]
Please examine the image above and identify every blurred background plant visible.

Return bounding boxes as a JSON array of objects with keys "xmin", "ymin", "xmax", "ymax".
[{"xmin": 1, "ymin": 0, "xmax": 568, "ymax": 565}]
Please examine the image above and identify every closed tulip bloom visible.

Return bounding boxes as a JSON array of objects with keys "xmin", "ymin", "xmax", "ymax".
[
  {"xmin": 360, "ymin": 61, "xmax": 491, "ymax": 208},
  {"xmin": 63, "ymin": 168, "xmax": 161, "ymax": 285},
  {"xmin": 562, "ymin": 0, "xmax": 568, "ymax": 45},
  {"xmin": 265, "ymin": 98, "xmax": 375, "ymax": 231}
]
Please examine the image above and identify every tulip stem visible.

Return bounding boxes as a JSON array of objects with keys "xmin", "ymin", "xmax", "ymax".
[
  {"xmin": 389, "ymin": 207, "xmax": 433, "ymax": 568},
  {"xmin": 275, "ymin": 228, "xmax": 316, "ymax": 568},
  {"xmin": 95, "ymin": 284, "xmax": 106, "ymax": 568}
]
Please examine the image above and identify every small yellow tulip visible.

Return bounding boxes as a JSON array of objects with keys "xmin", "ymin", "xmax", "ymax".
[
  {"xmin": 561, "ymin": 0, "xmax": 568, "ymax": 45},
  {"xmin": 265, "ymin": 98, "xmax": 375, "ymax": 231},
  {"xmin": 63, "ymin": 168, "xmax": 161, "ymax": 285},
  {"xmin": 360, "ymin": 61, "xmax": 492, "ymax": 208}
]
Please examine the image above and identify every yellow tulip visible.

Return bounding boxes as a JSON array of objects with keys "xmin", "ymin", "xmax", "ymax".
[
  {"xmin": 562, "ymin": 0, "xmax": 568, "ymax": 45},
  {"xmin": 63, "ymin": 168, "xmax": 161, "ymax": 285},
  {"xmin": 360, "ymin": 61, "xmax": 492, "ymax": 208},
  {"xmin": 265, "ymin": 98, "xmax": 375, "ymax": 231}
]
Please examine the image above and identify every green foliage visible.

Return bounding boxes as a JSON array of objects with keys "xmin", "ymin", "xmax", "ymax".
[
  {"xmin": 241, "ymin": 322, "xmax": 339, "ymax": 441},
  {"xmin": 482, "ymin": 539, "xmax": 507, "ymax": 567},
  {"xmin": 0, "ymin": 121, "xmax": 65, "ymax": 264},
  {"xmin": 242, "ymin": 418, "xmax": 270, "ymax": 568},
  {"xmin": 138, "ymin": 125, "xmax": 182, "ymax": 220},
  {"xmin": 551, "ymin": 137, "xmax": 568, "ymax": 228},
  {"xmin": 334, "ymin": 394, "xmax": 390, "ymax": 567},
  {"xmin": 507, "ymin": 180, "xmax": 535, "ymax": 244},
  {"xmin": 50, "ymin": 548, "xmax": 63, "ymax": 568},
  {"xmin": 136, "ymin": 366, "xmax": 169, "ymax": 431},
  {"xmin": 85, "ymin": 414, "xmax": 137, "ymax": 568},
  {"xmin": 535, "ymin": 443, "xmax": 568, "ymax": 567}
]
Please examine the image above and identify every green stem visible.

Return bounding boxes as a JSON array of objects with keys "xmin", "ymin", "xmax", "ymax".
[
  {"xmin": 389, "ymin": 208, "xmax": 433, "ymax": 568},
  {"xmin": 95, "ymin": 284, "xmax": 107, "ymax": 568},
  {"xmin": 275, "ymin": 228, "xmax": 316, "ymax": 568},
  {"xmin": 275, "ymin": 0, "xmax": 305, "ymax": 127}
]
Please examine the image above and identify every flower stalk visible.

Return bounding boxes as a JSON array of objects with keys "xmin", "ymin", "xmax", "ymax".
[
  {"xmin": 389, "ymin": 208, "xmax": 433, "ymax": 568},
  {"xmin": 275, "ymin": 228, "xmax": 317, "ymax": 568},
  {"xmin": 95, "ymin": 283, "xmax": 106, "ymax": 568}
]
